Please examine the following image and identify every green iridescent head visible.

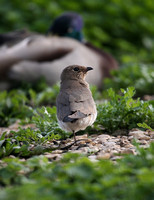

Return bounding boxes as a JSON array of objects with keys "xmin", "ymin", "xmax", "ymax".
[{"xmin": 48, "ymin": 12, "xmax": 84, "ymax": 42}]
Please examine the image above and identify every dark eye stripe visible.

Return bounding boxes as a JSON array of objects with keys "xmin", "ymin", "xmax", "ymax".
[{"xmin": 74, "ymin": 67, "xmax": 79, "ymax": 71}]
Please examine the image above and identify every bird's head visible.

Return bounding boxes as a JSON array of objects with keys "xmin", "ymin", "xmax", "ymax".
[
  {"xmin": 48, "ymin": 12, "xmax": 84, "ymax": 42},
  {"xmin": 61, "ymin": 65, "xmax": 93, "ymax": 81}
]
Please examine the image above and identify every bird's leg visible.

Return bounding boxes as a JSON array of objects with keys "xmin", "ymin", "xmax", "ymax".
[{"xmin": 73, "ymin": 130, "xmax": 76, "ymax": 143}]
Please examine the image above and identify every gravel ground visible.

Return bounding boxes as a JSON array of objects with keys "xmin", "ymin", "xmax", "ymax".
[{"xmin": 0, "ymin": 121, "xmax": 153, "ymax": 162}]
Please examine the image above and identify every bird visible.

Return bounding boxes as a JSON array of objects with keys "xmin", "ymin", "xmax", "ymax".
[
  {"xmin": 48, "ymin": 12, "xmax": 84, "ymax": 42},
  {"xmin": 56, "ymin": 65, "xmax": 97, "ymax": 142},
  {"xmin": 0, "ymin": 12, "xmax": 118, "ymax": 90},
  {"xmin": 48, "ymin": 12, "xmax": 118, "ymax": 77},
  {"xmin": 0, "ymin": 29, "xmax": 37, "ymax": 46}
]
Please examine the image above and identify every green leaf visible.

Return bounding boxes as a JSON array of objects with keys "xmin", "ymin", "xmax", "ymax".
[{"xmin": 137, "ymin": 123, "xmax": 154, "ymax": 131}]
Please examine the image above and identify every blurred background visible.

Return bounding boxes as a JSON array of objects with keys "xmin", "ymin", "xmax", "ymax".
[
  {"xmin": 0, "ymin": 0, "xmax": 154, "ymax": 63},
  {"xmin": 0, "ymin": 0, "xmax": 154, "ymax": 98}
]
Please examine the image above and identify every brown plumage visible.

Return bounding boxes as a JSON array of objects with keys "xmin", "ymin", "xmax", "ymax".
[{"xmin": 56, "ymin": 65, "xmax": 97, "ymax": 142}]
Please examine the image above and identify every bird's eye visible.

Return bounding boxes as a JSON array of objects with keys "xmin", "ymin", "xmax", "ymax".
[{"xmin": 74, "ymin": 67, "xmax": 79, "ymax": 71}]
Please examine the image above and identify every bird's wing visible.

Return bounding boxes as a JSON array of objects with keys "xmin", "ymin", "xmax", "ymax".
[
  {"xmin": 63, "ymin": 111, "xmax": 87, "ymax": 122},
  {"xmin": 69, "ymin": 87, "xmax": 95, "ymax": 114},
  {"xmin": 56, "ymin": 91, "xmax": 70, "ymax": 121},
  {"xmin": 56, "ymin": 87, "xmax": 95, "ymax": 122}
]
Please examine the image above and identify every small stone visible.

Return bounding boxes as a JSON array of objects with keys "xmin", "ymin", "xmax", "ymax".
[
  {"xmin": 60, "ymin": 140, "xmax": 68, "ymax": 144},
  {"xmin": 128, "ymin": 136, "xmax": 134, "ymax": 140},
  {"xmin": 120, "ymin": 149, "xmax": 135, "ymax": 155},
  {"xmin": 95, "ymin": 143, "xmax": 102, "ymax": 149},
  {"xmin": 88, "ymin": 155, "xmax": 97, "ymax": 162},
  {"xmin": 45, "ymin": 153, "xmax": 62, "ymax": 160},
  {"xmin": 150, "ymin": 132, "xmax": 154, "ymax": 139},
  {"xmin": 85, "ymin": 138, "xmax": 92, "ymax": 143},
  {"xmin": 111, "ymin": 150, "xmax": 120, "ymax": 154},
  {"xmin": 50, "ymin": 150, "xmax": 63, "ymax": 154},
  {"xmin": 129, "ymin": 130, "xmax": 149, "ymax": 140},
  {"xmin": 139, "ymin": 144, "xmax": 150, "ymax": 148},
  {"xmin": 111, "ymin": 156, "xmax": 123, "ymax": 161},
  {"xmin": 124, "ymin": 144, "xmax": 134, "ymax": 148},
  {"xmin": 70, "ymin": 150, "xmax": 86, "ymax": 154},
  {"xmin": 76, "ymin": 135, "xmax": 88, "ymax": 140},
  {"xmin": 106, "ymin": 142, "xmax": 116, "ymax": 147},
  {"xmin": 139, "ymin": 140, "xmax": 147, "ymax": 145},
  {"xmin": 91, "ymin": 142, "xmax": 97, "ymax": 145},
  {"xmin": 79, "ymin": 147, "xmax": 90, "ymax": 153},
  {"xmin": 77, "ymin": 140, "xmax": 86, "ymax": 145},
  {"xmin": 122, "ymin": 136, "xmax": 128, "ymax": 139},
  {"xmin": 97, "ymin": 134, "xmax": 110, "ymax": 143},
  {"xmin": 105, "ymin": 149, "xmax": 111, "ymax": 153},
  {"xmin": 128, "ymin": 133, "xmax": 150, "ymax": 141},
  {"xmin": 19, "ymin": 158, "xmax": 26, "ymax": 162},
  {"xmin": 97, "ymin": 153, "xmax": 111, "ymax": 160},
  {"xmin": 143, "ymin": 95, "xmax": 154, "ymax": 101},
  {"xmin": 140, "ymin": 136, "xmax": 150, "ymax": 140},
  {"xmin": 9, "ymin": 155, "xmax": 16, "ymax": 158},
  {"xmin": 90, "ymin": 146, "xmax": 99, "ymax": 152}
]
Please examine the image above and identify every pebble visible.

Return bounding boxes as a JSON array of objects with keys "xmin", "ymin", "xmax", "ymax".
[
  {"xmin": 150, "ymin": 132, "xmax": 154, "ymax": 139},
  {"xmin": 44, "ymin": 153, "xmax": 62, "ymax": 161},
  {"xmin": 120, "ymin": 149, "xmax": 135, "ymax": 155},
  {"xmin": 70, "ymin": 150, "xmax": 86, "ymax": 154},
  {"xmin": 105, "ymin": 142, "xmax": 116, "ymax": 147},
  {"xmin": 97, "ymin": 153, "xmax": 111, "ymax": 160},
  {"xmin": 139, "ymin": 140, "xmax": 148, "ymax": 145},
  {"xmin": 110, "ymin": 156, "xmax": 123, "ymax": 161},
  {"xmin": 111, "ymin": 150, "xmax": 120, "ymax": 154},
  {"xmin": 128, "ymin": 130, "xmax": 150, "ymax": 140},
  {"xmin": 88, "ymin": 155, "xmax": 97, "ymax": 162},
  {"xmin": 0, "ymin": 122, "xmax": 153, "ymax": 162}
]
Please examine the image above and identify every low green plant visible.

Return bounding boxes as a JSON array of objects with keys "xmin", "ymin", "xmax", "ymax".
[
  {"xmin": 32, "ymin": 106, "xmax": 67, "ymax": 138},
  {"xmin": 0, "ymin": 90, "xmax": 33, "ymax": 127},
  {"xmin": 0, "ymin": 143, "xmax": 154, "ymax": 200},
  {"xmin": 0, "ymin": 82, "xmax": 60, "ymax": 127},
  {"xmin": 28, "ymin": 83, "xmax": 60, "ymax": 106},
  {"xmin": 96, "ymin": 87, "xmax": 154, "ymax": 132},
  {"xmin": 9, "ymin": 77, "xmax": 49, "ymax": 93},
  {"xmin": 0, "ymin": 129, "xmax": 45, "ymax": 158},
  {"xmin": 0, "ymin": 106, "xmax": 67, "ymax": 158},
  {"xmin": 1, "ymin": 87, "xmax": 153, "ymax": 158},
  {"xmin": 90, "ymin": 85, "xmax": 102, "ymax": 101},
  {"xmin": 0, "ymin": 128, "xmax": 50, "ymax": 158},
  {"xmin": 104, "ymin": 63, "xmax": 154, "ymax": 97},
  {"xmin": 137, "ymin": 122, "xmax": 154, "ymax": 131}
]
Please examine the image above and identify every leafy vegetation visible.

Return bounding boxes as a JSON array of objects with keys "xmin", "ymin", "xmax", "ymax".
[
  {"xmin": 0, "ymin": 83, "xmax": 60, "ymax": 127},
  {"xmin": 0, "ymin": 1, "xmax": 154, "ymax": 198},
  {"xmin": 0, "ymin": 143, "xmax": 154, "ymax": 200},
  {"xmin": 0, "ymin": 87, "xmax": 153, "ymax": 159},
  {"xmin": 0, "ymin": 90, "xmax": 33, "ymax": 127},
  {"xmin": 96, "ymin": 87, "xmax": 154, "ymax": 132},
  {"xmin": 104, "ymin": 63, "xmax": 154, "ymax": 97},
  {"xmin": 0, "ymin": 106, "xmax": 68, "ymax": 158},
  {"xmin": 28, "ymin": 83, "xmax": 60, "ymax": 107},
  {"xmin": 32, "ymin": 106, "xmax": 67, "ymax": 139},
  {"xmin": 137, "ymin": 122, "xmax": 154, "ymax": 131}
]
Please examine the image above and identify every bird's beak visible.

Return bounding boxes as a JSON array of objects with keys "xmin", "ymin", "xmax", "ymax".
[{"xmin": 86, "ymin": 67, "xmax": 93, "ymax": 71}]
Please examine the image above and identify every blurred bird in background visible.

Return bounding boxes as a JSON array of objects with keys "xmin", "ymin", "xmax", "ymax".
[
  {"xmin": 48, "ymin": 12, "xmax": 118, "ymax": 77},
  {"xmin": 0, "ymin": 12, "xmax": 118, "ymax": 90}
]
